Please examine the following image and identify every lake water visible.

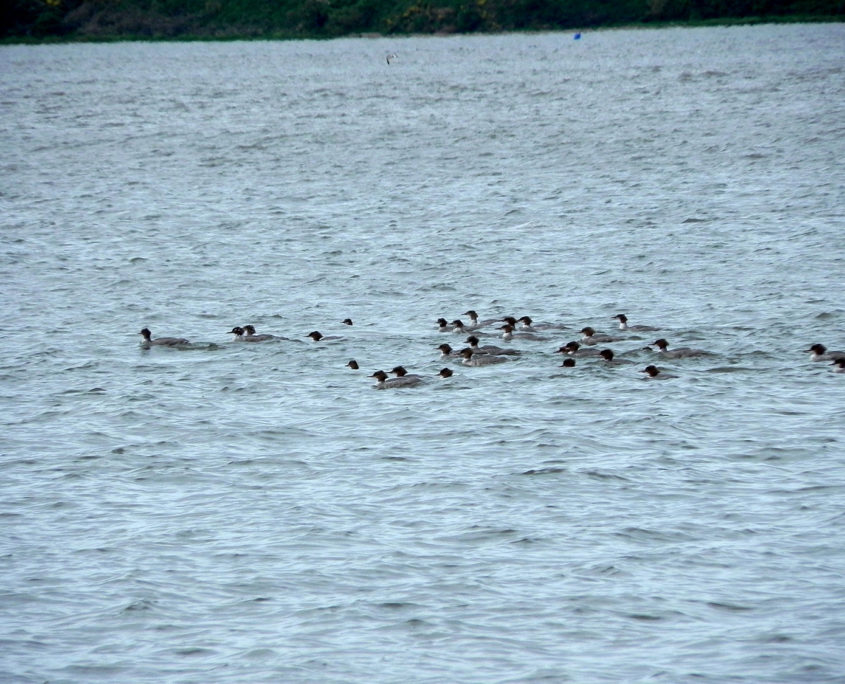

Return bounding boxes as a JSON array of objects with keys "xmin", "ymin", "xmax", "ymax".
[{"xmin": 1, "ymin": 23, "xmax": 845, "ymax": 683}]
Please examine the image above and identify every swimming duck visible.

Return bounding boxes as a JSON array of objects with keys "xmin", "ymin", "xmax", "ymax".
[
  {"xmin": 805, "ymin": 343, "xmax": 845, "ymax": 362},
  {"xmin": 641, "ymin": 365, "xmax": 676, "ymax": 379},
  {"xmin": 463, "ymin": 310, "xmax": 499, "ymax": 328},
  {"xmin": 598, "ymin": 349, "xmax": 632, "ymax": 365},
  {"xmin": 466, "ymin": 335, "xmax": 520, "ymax": 356},
  {"xmin": 451, "ymin": 319, "xmax": 480, "ymax": 335},
  {"xmin": 387, "ymin": 366, "xmax": 424, "ymax": 386},
  {"xmin": 501, "ymin": 315, "xmax": 536, "ymax": 332},
  {"xmin": 459, "ymin": 347, "xmax": 510, "ymax": 366},
  {"xmin": 139, "ymin": 328, "xmax": 189, "ymax": 348},
  {"xmin": 517, "ymin": 315, "xmax": 567, "ymax": 331},
  {"xmin": 242, "ymin": 324, "xmax": 277, "ymax": 342},
  {"xmin": 306, "ymin": 331, "xmax": 342, "ymax": 342},
  {"xmin": 555, "ymin": 341, "xmax": 601, "ymax": 357},
  {"xmin": 371, "ymin": 370, "xmax": 420, "ymax": 389},
  {"xmin": 501, "ymin": 324, "xmax": 546, "ymax": 341},
  {"xmin": 650, "ymin": 338, "xmax": 710, "ymax": 358},
  {"xmin": 437, "ymin": 343, "xmax": 461, "ymax": 358},
  {"xmin": 613, "ymin": 313, "xmax": 659, "ymax": 332},
  {"xmin": 580, "ymin": 326, "xmax": 623, "ymax": 345}
]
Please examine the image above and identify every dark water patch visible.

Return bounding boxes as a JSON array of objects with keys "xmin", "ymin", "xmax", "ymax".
[
  {"xmin": 580, "ymin": 469, "xmax": 632, "ymax": 482},
  {"xmin": 706, "ymin": 601, "xmax": 754, "ymax": 612},
  {"xmin": 123, "ymin": 598, "xmax": 157, "ymax": 612},
  {"xmin": 379, "ymin": 601, "xmax": 419, "ymax": 610},
  {"xmin": 448, "ymin": 527, "xmax": 520, "ymax": 544},
  {"xmin": 704, "ymin": 366, "xmax": 761, "ymax": 373},
  {"xmin": 521, "ymin": 466, "xmax": 567, "ymax": 476},
  {"xmin": 755, "ymin": 632, "xmax": 793, "ymax": 643},
  {"xmin": 171, "ymin": 647, "xmax": 216, "ymax": 657},
  {"xmin": 616, "ymin": 527, "xmax": 697, "ymax": 543},
  {"xmin": 510, "ymin": 536, "xmax": 546, "ymax": 545}
]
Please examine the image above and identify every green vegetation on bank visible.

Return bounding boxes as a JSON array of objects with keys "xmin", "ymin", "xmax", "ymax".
[{"xmin": 2, "ymin": 0, "xmax": 843, "ymax": 41}]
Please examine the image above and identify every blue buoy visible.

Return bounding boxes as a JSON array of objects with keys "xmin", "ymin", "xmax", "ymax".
[{"xmin": 574, "ymin": 32, "xmax": 581, "ymax": 40}]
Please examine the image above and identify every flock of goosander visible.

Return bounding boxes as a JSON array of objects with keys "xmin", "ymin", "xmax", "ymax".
[
  {"xmin": 425, "ymin": 311, "xmax": 711, "ymax": 383},
  {"xmin": 138, "ymin": 314, "xmax": 845, "ymax": 387}
]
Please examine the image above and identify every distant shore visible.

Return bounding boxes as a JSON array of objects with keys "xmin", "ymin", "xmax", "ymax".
[{"xmin": 2, "ymin": 0, "xmax": 842, "ymax": 45}]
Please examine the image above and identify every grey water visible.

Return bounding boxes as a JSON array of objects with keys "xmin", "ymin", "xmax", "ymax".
[{"xmin": 1, "ymin": 23, "xmax": 844, "ymax": 683}]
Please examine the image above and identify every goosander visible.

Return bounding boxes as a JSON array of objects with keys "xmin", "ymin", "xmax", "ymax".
[
  {"xmin": 436, "ymin": 318, "xmax": 454, "ymax": 332},
  {"xmin": 390, "ymin": 365, "xmax": 422, "ymax": 379},
  {"xmin": 503, "ymin": 315, "xmax": 535, "ymax": 332},
  {"xmin": 613, "ymin": 314, "xmax": 658, "ymax": 332},
  {"xmin": 242, "ymin": 324, "xmax": 276, "ymax": 342},
  {"xmin": 347, "ymin": 359, "xmax": 360, "ymax": 370},
  {"xmin": 306, "ymin": 331, "xmax": 342, "ymax": 342},
  {"xmin": 805, "ymin": 343, "xmax": 845, "ymax": 362},
  {"xmin": 437, "ymin": 343, "xmax": 461, "ymax": 359},
  {"xmin": 342, "ymin": 318, "xmax": 353, "ymax": 326},
  {"xmin": 230, "ymin": 326, "xmax": 245, "ymax": 341},
  {"xmin": 371, "ymin": 370, "xmax": 419, "ymax": 389},
  {"xmin": 641, "ymin": 365, "xmax": 675, "ymax": 379},
  {"xmin": 831, "ymin": 358, "xmax": 845, "ymax": 372},
  {"xmin": 388, "ymin": 366, "xmax": 424, "ymax": 386},
  {"xmin": 459, "ymin": 347, "xmax": 509, "ymax": 366},
  {"xmin": 438, "ymin": 367, "xmax": 454, "ymax": 378},
  {"xmin": 518, "ymin": 315, "xmax": 567, "ymax": 331},
  {"xmin": 560, "ymin": 358, "xmax": 576, "ymax": 368},
  {"xmin": 501, "ymin": 324, "xmax": 546, "ymax": 341},
  {"xmin": 451, "ymin": 319, "xmax": 479, "ymax": 335},
  {"xmin": 598, "ymin": 349, "xmax": 632, "ymax": 365},
  {"xmin": 466, "ymin": 335, "xmax": 520, "ymax": 356},
  {"xmin": 650, "ymin": 338, "xmax": 709, "ymax": 358},
  {"xmin": 580, "ymin": 327, "xmax": 623, "ymax": 345},
  {"xmin": 555, "ymin": 341, "xmax": 601, "ymax": 357},
  {"xmin": 463, "ymin": 310, "xmax": 499, "ymax": 328},
  {"xmin": 139, "ymin": 328, "xmax": 189, "ymax": 348},
  {"xmin": 370, "ymin": 370, "xmax": 391, "ymax": 388}
]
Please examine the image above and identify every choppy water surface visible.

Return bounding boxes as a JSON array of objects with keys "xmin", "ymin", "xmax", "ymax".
[{"xmin": 2, "ymin": 23, "xmax": 845, "ymax": 683}]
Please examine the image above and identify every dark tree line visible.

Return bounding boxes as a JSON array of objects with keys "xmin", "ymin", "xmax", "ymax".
[{"xmin": 3, "ymin": 0, "xmax": 843, "ymax": 40}]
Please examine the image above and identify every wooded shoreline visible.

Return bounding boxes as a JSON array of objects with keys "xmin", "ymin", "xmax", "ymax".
[{"xmin": 3, "ymin": 0, "xmax": 843, "ymax": 42}]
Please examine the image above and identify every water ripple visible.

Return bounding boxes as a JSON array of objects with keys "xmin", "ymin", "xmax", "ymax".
[{"xmin": 2, "ymin": 24, "xmax": 845, "ymax": 684}]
